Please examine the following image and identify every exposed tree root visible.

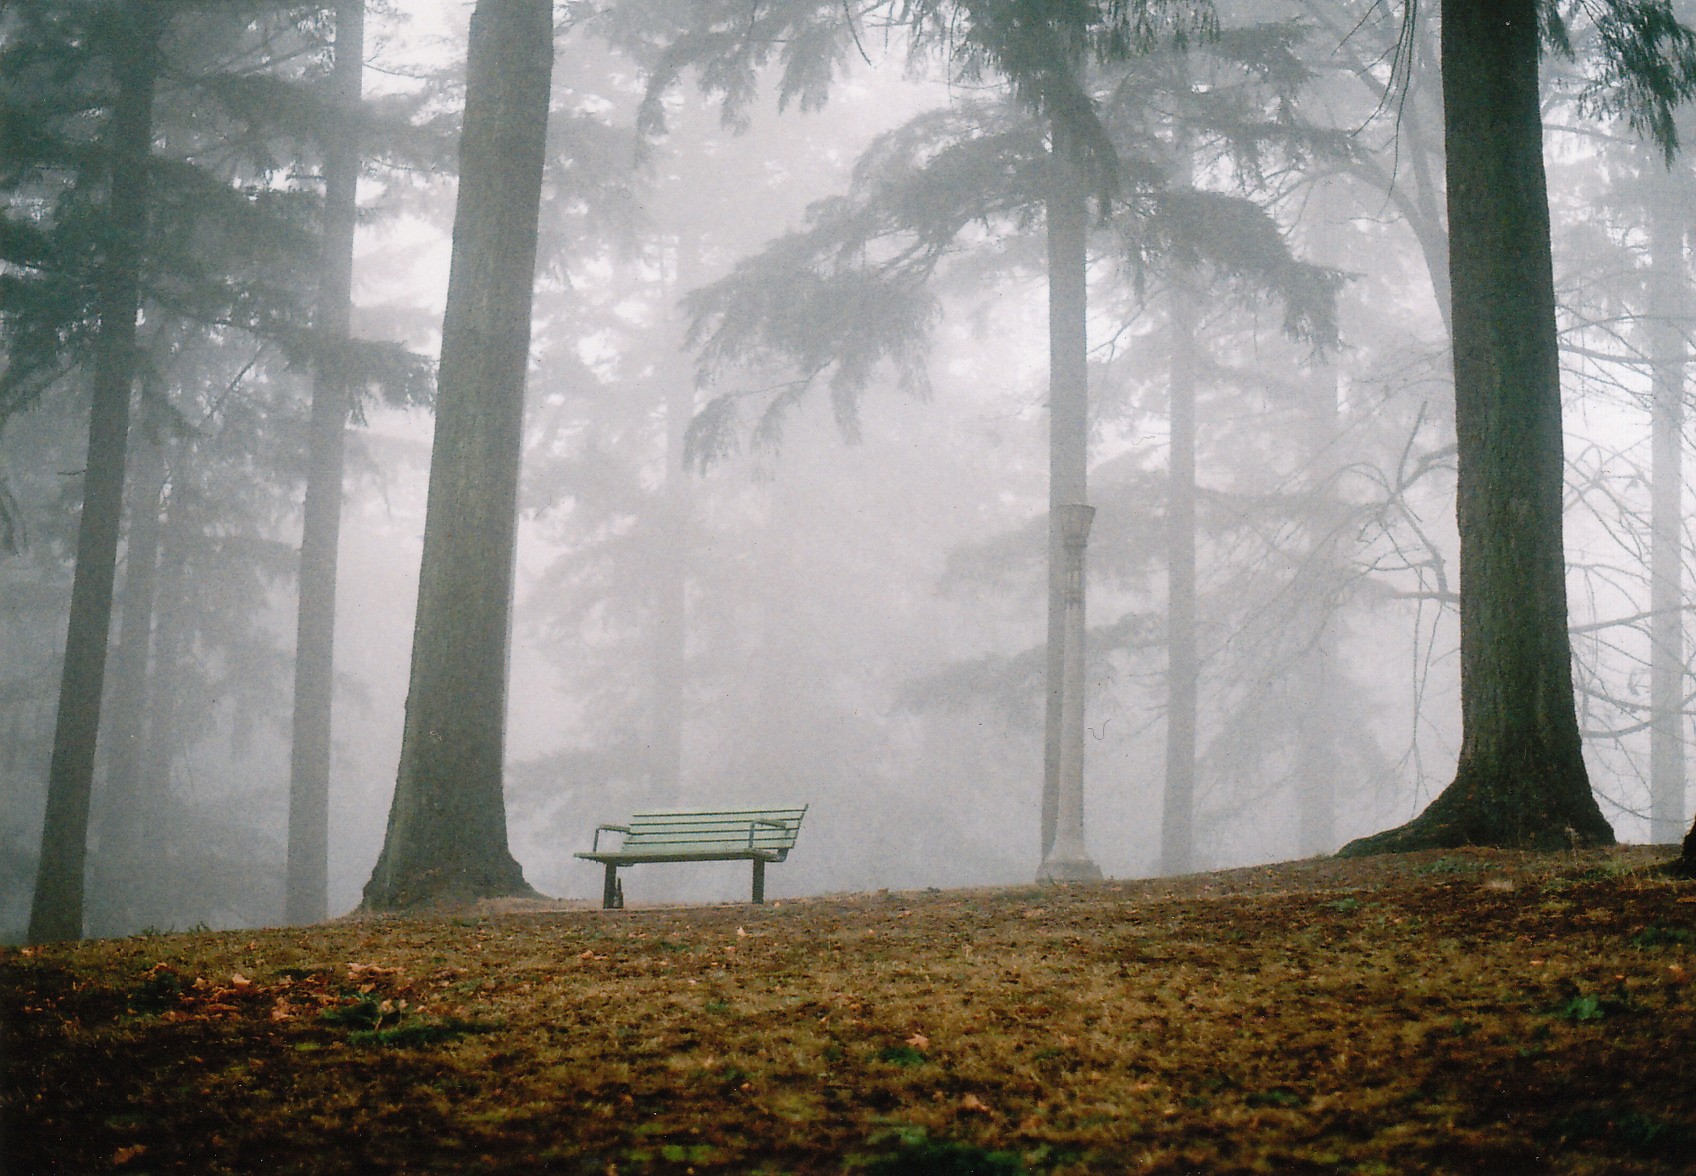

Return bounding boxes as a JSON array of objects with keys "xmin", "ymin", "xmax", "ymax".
[{"xmin": 1338, "ymin": 757, "xmax": 1613, "ymax": 858}]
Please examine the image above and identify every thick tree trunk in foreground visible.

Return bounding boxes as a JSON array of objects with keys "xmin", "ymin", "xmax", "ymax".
[
  {"xmin": 1161, "ymin": 278, "xmax": 1198, "ymax": 876},
  {"xmin": 1341, "ymin": 0, "xmax": 1610, "ymax": 855},
  {"xmin": 1645, "ymin": 158, "xmax": 1687, "ymax": 847},
  {"xmin": 287, "ymin": 0, "xmax": 364, "ymax": 926},
  {"xmin": 28, "ymin": 13, "xmax": 162, "ymax": 943},
  {"xmin": 362, "ymin": 0, "xmax": 553, "ymax": 911},
  {"xmin": 1040, "ymin": 122, "xmax": 1089, "ymax": 867}
]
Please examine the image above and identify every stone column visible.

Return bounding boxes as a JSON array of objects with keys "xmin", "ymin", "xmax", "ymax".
[{"xmin": 1040, "ymin": 503, "xmax": 1103, "ymax": 882}]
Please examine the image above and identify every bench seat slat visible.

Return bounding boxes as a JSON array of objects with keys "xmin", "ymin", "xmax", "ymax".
[{"xmin": 577, "ymin": 848, "xmax": 786, "ymax": 865}]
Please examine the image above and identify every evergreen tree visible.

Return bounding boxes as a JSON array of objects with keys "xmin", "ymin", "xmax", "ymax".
[
  {"xmin": 1342, "ymin": 0, "xmax": 1696, "ymax": 854},
  {"xmin": 286, "ymin": 0, "xmax": 363, "ymax": 927},
  {"xmin": 673, "ymin": 26, "xmax": 1338, "ymax": 877},
  {"xmin": 24, "ymin": 2, "xmax": 166, "ymax": 943},
  {"xmin": 5, "ymin": 0, "xmax": 426, "ymax": 936},
  {"xmin": 362, "ymin": 0, "xmax": 555, "ymax": 911}
]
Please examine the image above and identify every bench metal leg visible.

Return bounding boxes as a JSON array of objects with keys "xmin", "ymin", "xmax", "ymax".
[
  {"xmin": 602, "ymin": 864, "xmax": 622, "ymax": 910},
  {"xmin": 752, "ymin": 858, "xmax": 766, "ymax": 905}
]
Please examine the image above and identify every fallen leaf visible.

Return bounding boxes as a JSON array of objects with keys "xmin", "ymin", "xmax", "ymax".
[
  {"xmin": 230, "ymin": 973, "xmax": 251, "ymax": 988},
  {"xmin": 960, "ymin": 1093, "xmax": 990, "ymax": 1113},
  {"xmin": 736, "ymin": 927, "xmax": 748, "ymax": 938},
  {"xmin": 113, "ymin": 1144, "xmax": 147, "ymax": 1165},
  {"xmin": 1669, "ymin": 963, "xmax": 1689, "ymax": 983},
  {"xmin": 906, "ymin": 1034, "xmax": 929, "ymax": 1049}
]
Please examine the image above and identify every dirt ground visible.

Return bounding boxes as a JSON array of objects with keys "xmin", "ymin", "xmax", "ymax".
[{"xmin": 3, "ymin": 846, "xmax": 1693, "ymax": 1174}]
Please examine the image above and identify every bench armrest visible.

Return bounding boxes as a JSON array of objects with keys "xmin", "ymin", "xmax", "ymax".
[
  {"xmin": 748, "ymin": 817, "xmax": 786, "ymax": 848},
  {"xmin": 591, "ymin": 824, "xmax": 631, "ymax": 853}
]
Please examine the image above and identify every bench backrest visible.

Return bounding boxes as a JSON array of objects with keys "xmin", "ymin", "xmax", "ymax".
[{"xmin": 621, "ymin": 807, "xmax": 808, "ymax": 856}]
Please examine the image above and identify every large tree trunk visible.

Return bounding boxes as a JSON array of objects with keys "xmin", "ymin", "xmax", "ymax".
[
  {"xmin": 1341, "ymin": 0, "xmax": 1611, "ymax": 855},
  {"xmin": 1040, "ymin": 121, "xmax": 1090, "ymax": 868},
  {"xmin": 286, "ymin": 0, "xmax": 364, "ymax": 926},
  {"xmin": 27, "ymin": 10, "xmax": 163, "ymax": 943},
  {"xmin": 1645, "ymin": 156, "xmax": 1688, "ymax": 847},
  {"xmin": 86, "ymin": 401, "xmax": 167, "ymax": 937},
  {"xmin": 362, "ymin": 0, "xmax": 553, "ymax": 911},
  {"xmin": 1161, "ymin": 277, "xmax": 1198, "ymax": 876}
]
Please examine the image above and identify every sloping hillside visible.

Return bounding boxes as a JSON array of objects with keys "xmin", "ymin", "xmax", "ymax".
[{"xmin": 3, "ymin": 847, "xmax": 1693, "ymax": 1173}]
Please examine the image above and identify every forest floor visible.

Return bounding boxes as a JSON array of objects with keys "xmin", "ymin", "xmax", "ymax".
[{"xmin": 3, "ymin": 846, "xmax": 1695, "ymax": 1174}]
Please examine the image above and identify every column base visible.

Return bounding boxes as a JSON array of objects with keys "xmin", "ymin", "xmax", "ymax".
[{"xmin": 1037, "ymin": 857, "xmax": 1103, "ymax": 883}]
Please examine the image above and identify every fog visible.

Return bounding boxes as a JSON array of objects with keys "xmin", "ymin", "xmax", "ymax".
[{"xmin": 3, "ymin": 0, "xmax": 1691, "ymax": 939}]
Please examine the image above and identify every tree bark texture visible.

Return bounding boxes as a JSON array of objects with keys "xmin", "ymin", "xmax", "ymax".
[
  {"xmin": 1041, "ymin": 121, "xmax": 1089, "ymax": 868},
  {"xmin": 287, "ymin": 0, "xmax": 364, "ymax": 926},
  {"xmin": 1645, "ymin": 158, "xmax": 1687, "ymax": 846},
  {"xmin": 362, "ymin": 0, "xmax": 553, "ymax": 911},
  {"xmin": 28, "ymin": 11, "xmax": 162, "ymax": 943},
  {"xmin": 1161, "ymin": 277, "xmax": 1198, "ymax": 876},
  {"xmin": 1342, "ymin": 0, "xmax": 1611, "ymax": 854}
]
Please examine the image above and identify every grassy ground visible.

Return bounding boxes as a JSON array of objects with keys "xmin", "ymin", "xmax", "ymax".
[{"xmin": 3, "ymin": 846, "xmax": 1694, "ymax": 1174}]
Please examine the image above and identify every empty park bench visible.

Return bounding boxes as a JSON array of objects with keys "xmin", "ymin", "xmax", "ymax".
[{"xmin": 576, "ymin": 807, "xmax": 808, "ymax": 909}]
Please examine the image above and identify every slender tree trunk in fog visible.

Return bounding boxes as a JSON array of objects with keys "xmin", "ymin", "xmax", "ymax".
[
  {"xmin": 1041, "ymin": 121, "xmax": 1090, "ymax": 869},
  {"xmin": 135, "ymin": 514, "xmax": 186, "ymax": 924},
  {"xmin": 87, "ymin": 404, "xmax": 167, "ymax": 936},
  {"xmin": 651, "ymin": 372, "xmax": 690, "ymax": 800},
  {"xmin": 1645, "ymin": 158, "xmax": 1688, "ymax": 846},
  {"xmin": 287, "ymin": 0, "xmax": 364, "ymax": 926},
  {"xmin": 1161, "ymin": 277, "xmax": 1198, "ymax": 876},
  {"xmin": 650, "ymin": 237, "xmax": 697, "ymax": 802},
  {"xmin": 1342, "ymin": 0, "xmax": 1610, "ymax": 855},
  {"xmin": 1298, "ymin": 363, "xmax": 1340, "ymax": 857},
  {"xmin": 363, "ymin": 0, "xmax": 553, "ymax": 911},
  {"xmin": 28, "ymin": 11, "xmax": 163, "ymax": 943}
]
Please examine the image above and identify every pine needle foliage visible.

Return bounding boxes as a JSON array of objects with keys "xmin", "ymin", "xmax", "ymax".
[
  {"xmin": 1541, "ymin": 0, "xmax": 1696, "ymax": 161},
  {"xmin": 678, "ymin": 19, "xmax": 1345, "ymax": 467}
]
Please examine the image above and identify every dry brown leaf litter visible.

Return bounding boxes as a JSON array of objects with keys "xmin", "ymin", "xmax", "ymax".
[{"xmin": 2, "ymin": 846, "xmax": 1692, "ymax": 1174}]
